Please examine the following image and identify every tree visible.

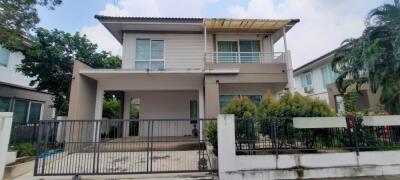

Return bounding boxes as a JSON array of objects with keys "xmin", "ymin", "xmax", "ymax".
[
  {"xmin": 102, "ymin": 99, "xmax": 120, "ymax": 119},
  {"xmin": 332, "ymin": 3, "xmax": 400, "ymax": 114},
  {"xmin": 17, "ymin": 28, "xmax": 122, "ymax": 116},
  {"xmin": 0, "ymin": 0, "xmax": 62, "ymax": 51}
]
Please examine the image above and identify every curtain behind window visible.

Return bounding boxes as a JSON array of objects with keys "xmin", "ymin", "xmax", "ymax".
[
  {"xmin": 28, "ymin": 102, "xmax": 42, "ymax": 123},
  {"xmin": 239, "ymin": 40, "xmax": 261, "ymax": 63},
  {"xmin": 13, "ymin": 100, "xmax": 29, "ymax": 125},
  {"xmin": 218, "ymin": 41, "xmax": 238, "ymax": 63},
  {"xmin": 0, "ymin": 97, "xmax": 11, "ymax": 112},
  {"xmin": 0, "ymin": 47, "xmax": 10, "ymax": 67}
]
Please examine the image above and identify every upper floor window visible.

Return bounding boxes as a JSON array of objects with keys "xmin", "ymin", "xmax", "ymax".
[
  {"xmin": 0, "ymin": 46, "xmax": 10, "ymax": 67},
  {"xmin": 217, "ymin": 40, "xmax": 260, "ymax": 64},
  {"xmin": 300, "ymin": 72, "xmax": 312, "ymax": 88},
  {"xmin": 135, "ymin": 39, "xmax": 164, "ymax": 70},
  {"xmin": 321, "ymin": 65, "xmax": 338, "ymax": 89}
]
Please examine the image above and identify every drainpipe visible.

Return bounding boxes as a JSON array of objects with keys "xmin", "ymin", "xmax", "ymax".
[{"xmin": 283, "ymin": 27, "xmax": 294, "ymax": 93}]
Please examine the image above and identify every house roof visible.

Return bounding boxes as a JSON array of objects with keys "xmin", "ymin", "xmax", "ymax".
[
  {"xmin": 294, "ymin": 45, "xmax": 344, "ymax": 75},
  {"xmin": 94, "ymin": 15, "xmax": 300, "ymax": 43}
]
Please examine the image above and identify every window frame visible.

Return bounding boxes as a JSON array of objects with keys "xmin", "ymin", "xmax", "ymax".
[
  {"xmin": 7, "ymin": 97, "xmax": 44, "ymax": 126},
  {"xmin": 135, "ymin": 39, "xmax": 165, "ymax": 70},
  {"xmin": 300, "ymin": 72, "xmax": 313, "ymax": 89},
  {"xmin": 216, "ymin": 39, "xmax": 262, "ymax": 64},
  {"xmin": 321, "ymin": 65, "xmax": 337, "ymax": 89}
]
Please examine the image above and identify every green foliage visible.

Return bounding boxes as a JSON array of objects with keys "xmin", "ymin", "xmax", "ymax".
[
  {"xmin": 343, "ymin": 90, "xmax": 359, "ymax": 113},
  {"xmin": 205, "ymin": 121, "xmax": 218, "ymax": 155},
  {"xmin": 10, "ymin": 143, "xmax": 36, "ymax": 157},
  {"xmin": 0, "ymin": 0, "xmax": 62, "ymax": 51},
  {"xmin": 332, "ymin": 3, "xmax": 400, "ymax": 114},
  {"xmin": 102, "ymin": 99, "xmax": 120, "ymax": 119},
  {"xmin": 223, "ymin": 96, "xmax": 257, "ymax": 119},
  {"xmin": 257, "ymin": 91, "xmax": 335, "ymax": 119},
  {"xmin": 17, "ymin": 28, "xmax": 122, "ymax": 115}
]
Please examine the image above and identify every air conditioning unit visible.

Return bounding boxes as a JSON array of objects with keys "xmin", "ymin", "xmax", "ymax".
[{"xmin": 304, "ymin": 86, "xmax": 314, "ymax": 93}]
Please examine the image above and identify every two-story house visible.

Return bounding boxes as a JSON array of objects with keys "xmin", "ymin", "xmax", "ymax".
[
  {"xmin": 0, "ymin": 46, "xmax": 54, "ymax": 125},
  {"xmin": 294, "ymin": 47, "xmax": 383, "ymax": 113},
  {"xmin": 68, "ymin": 16, "xmax": 299, "ymax": 137}
]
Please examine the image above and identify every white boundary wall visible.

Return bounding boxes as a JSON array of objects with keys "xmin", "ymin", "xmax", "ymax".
[
  {"xmin": 0, "ymin": 112, "xmax": 13, "ymax": 179},
  {"xmin": 217, "ymin": 115, "xmax": 400, "ymax": 180}
]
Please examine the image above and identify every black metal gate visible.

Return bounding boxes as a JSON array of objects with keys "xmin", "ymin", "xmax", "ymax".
[{"xmin": 33, "ymin": 119, "xmax": 218, "ymax": 176}]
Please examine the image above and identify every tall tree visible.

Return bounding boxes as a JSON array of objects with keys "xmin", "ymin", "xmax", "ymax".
[
  {"xmin": 17, "ymin": 28, "xmax": 121, "ymax": 115},
  {"xmin": 332, "ymin": 3, "xmax": 400, "ymax": 114},
  {"xmin": 0, "ymin": 0, "xmax": 62, "ymax": 51}
]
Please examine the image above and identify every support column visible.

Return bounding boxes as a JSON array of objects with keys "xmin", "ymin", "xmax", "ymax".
[
  {"xmin": 199, "ymin": 87, "xmax": 205, "ymax": 140},
  {"xmin": 205, "ymin": 80, "xmax": 220, "ymax": 119},
  {"xmin": 93, "ymin": 87, "xmax": 104, "ymax": 142},
  {"xmin": 282, "ymin": 27, "xmax": 294, "ymax": 92}
]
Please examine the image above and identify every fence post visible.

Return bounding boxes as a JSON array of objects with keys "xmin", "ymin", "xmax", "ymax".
[
  {"xmin": 271, "ymin": 117, "xmax": 278, "ymax": 156},
  {"xmin": 0, "ymin": 112, "xmax": 13, "ymax": 179},
  {"xmin": 346, "ymin": 115, "xmax": 359, "ymax": 156}
]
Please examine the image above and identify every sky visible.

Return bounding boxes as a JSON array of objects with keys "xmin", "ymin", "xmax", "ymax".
[{"xmin": 37, "ymin": 0, "xmax": 393, "ymax": 68}]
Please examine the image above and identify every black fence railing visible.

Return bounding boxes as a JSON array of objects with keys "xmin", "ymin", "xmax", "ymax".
[
  {"xmin": 9, "ymin": 123, "xmax": 40, "ymax": 145},
  {"xmin": 235, "ymin": 116, "xmax": 400, "ymax": 155},
  {"xmin": 34, "ymin": 119, "xmax": 218, "ymax": 176}
]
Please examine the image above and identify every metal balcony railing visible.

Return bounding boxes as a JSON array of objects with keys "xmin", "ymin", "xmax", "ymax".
[{"xmin": 205, "ymin": 52, "xmax": 286, "ymax": 64}]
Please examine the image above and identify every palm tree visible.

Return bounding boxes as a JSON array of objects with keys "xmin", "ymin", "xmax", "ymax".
[{"xmin": 332, "ymin": 3, "xmax": 400, "ymax": 114}]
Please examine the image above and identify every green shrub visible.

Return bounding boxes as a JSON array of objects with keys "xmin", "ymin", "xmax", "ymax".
[
  {"xmin": 205, "ymin": 121, "xmax": 218, "ymax": 155},
  {"xmin": 223, "ymin": 96, "xmax": 257, "ymax": 119},
  {"xmin": 10, "ymin": 143, "xmax": 36, "ymax": 157},
  {"xmin": 102, "ymin": 99, "xmax": 120, "ymax": 119},
  {"xmin": 257, "ymin": 91, "xmax": 335, "ymax": 148}
]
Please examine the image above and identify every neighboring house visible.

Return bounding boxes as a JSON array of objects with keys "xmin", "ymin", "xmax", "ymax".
[
  {"xmin": 68, "ymin": 16, "xmax": 299, "ymax": 136},
  {"xmin": 294, "ymin": 47, "xmax": 383, "ymax": 113},
  {"xmin": 0, "ymin": 46, "xmax": 54, "ymax": 125}
]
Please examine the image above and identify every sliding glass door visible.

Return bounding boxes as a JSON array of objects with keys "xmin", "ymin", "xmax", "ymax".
[
  {"xmin": 217, "ymin": 41, "xmax": 238, "ymax": 63},
  {"xmin": 217, "ymin": 40, "xmax": 261, "ymax": 64}
]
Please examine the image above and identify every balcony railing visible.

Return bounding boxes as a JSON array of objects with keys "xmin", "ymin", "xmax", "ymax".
[{"xmin": 205, "ymin": 52, "xmax": 285, "ymax": 64}]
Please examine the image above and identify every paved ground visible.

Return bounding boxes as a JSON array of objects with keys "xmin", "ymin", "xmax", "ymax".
[{"xmin": 36, "ymin": 150, "xmax": 214, "ymax": 174}]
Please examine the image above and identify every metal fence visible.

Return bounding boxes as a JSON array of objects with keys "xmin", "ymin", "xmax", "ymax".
[
  {"xmin": 34, "ymin": 119, "xmax": 218, "ymax": 176},
  {"xmin": 235, "ymin": 117, "xmax": 400, "ymax": 155},
  {"xmin": 9, "ymin": 123, "xmax": 40, "ymax": 145}
]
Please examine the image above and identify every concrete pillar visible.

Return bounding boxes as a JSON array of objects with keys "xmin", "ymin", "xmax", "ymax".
[
  {"xmin": 0, "ymin": 112, "xmax": 13, "ymax": 179},
  {"xmin": 123, "ymin": 92, "xmax": 130, "ymax": 137},
  {"xmin": 94, "ymin": 87, "xmax": 104, "ymax": 120},
  {"xmin": 199, "ymin": 87, "xmax": 205, "ymax": 140},
  {"xmin": 217, "ymin": 114, "xmax": 235, "ymax": 179},
  {"xmin": 205, "ymin": 81, "xmax": 220, "ymax": 119}
]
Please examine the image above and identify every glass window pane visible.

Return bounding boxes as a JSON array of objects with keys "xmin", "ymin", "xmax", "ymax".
[
  {"xmin": 151, "ymin": 40, "xmax": 164, "ymax": 59},
  {"xmin": 13, "ymin": 100, "xmax": 29, "ymax": 125},
  {"xmin": 135, "ymin": 61, "xmax": 149, "ymax": 70},
  {"xmin": 136, "ymin": 39, "xmax": 150, "ymax": 61},
  {"xmin": 306, "ymin": 74, "xmax": 312, "ymax": 85},
  {"xmin": 0, "ymin": 46, "xmax": 10, "ymax": 67},
  {"xmin": 321, "ymin": 66, "xmax": 330, "ymax": 89},
  {"xmin": 248, "ymin": 95, "xmax": 262, "ymax": 105},
  {"xmin": 218, "ymin": 41, "xmax": 238, "ymax": 63},
  {"xmin": 240, "ymin": 40, "xmax": 260, "ymax": 64},
  {"xmin": 190, "ymin": 100, "xmax": 198, "ymax": 119},
  {"xmin": 0, "ymin": 97, "xmax": 11, "ymax": 112},
  {"xmin": 150, "ymin": 61, "xmax": 164, "ymax": 70},
  {"xmin": 300, "ymin": 76, "xmax": 307, "ymax": 88},
  {"xmin": 219, "ymin": 95, "xmax": 235, "ymax": 112},
  {"xmin": 28, "ymin": 102, "xmax": 41, "ymax": 123}
]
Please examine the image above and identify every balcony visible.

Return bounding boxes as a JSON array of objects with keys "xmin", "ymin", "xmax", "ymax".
[{"xmin": 205, "ymin": 52, "xmax": 286, "ymax": 64}]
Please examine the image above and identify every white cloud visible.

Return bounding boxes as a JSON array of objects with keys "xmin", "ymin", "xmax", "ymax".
[
  {"xmin": 228, "ymin": 0, "xmax": 390, "ymax": 68},
  {"xmin": 99, "ymin": 4, "xmax": 129, "ymax": 16},
  {"xmin": 80, "ymin": 24, "xmax": 122, "ymax": 55}
]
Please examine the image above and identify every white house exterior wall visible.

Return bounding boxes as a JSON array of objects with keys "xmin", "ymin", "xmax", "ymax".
[
  {"xmin": 294, "ymin": 62, "xmax": 331, "ymax": 103},
  {"xmin": 0, "ymin": 52, "xmax": 33, "ymax": 88},
  {"xmin": 122, "ymin": 33, "xmax": 274, "ymax": 70}
]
